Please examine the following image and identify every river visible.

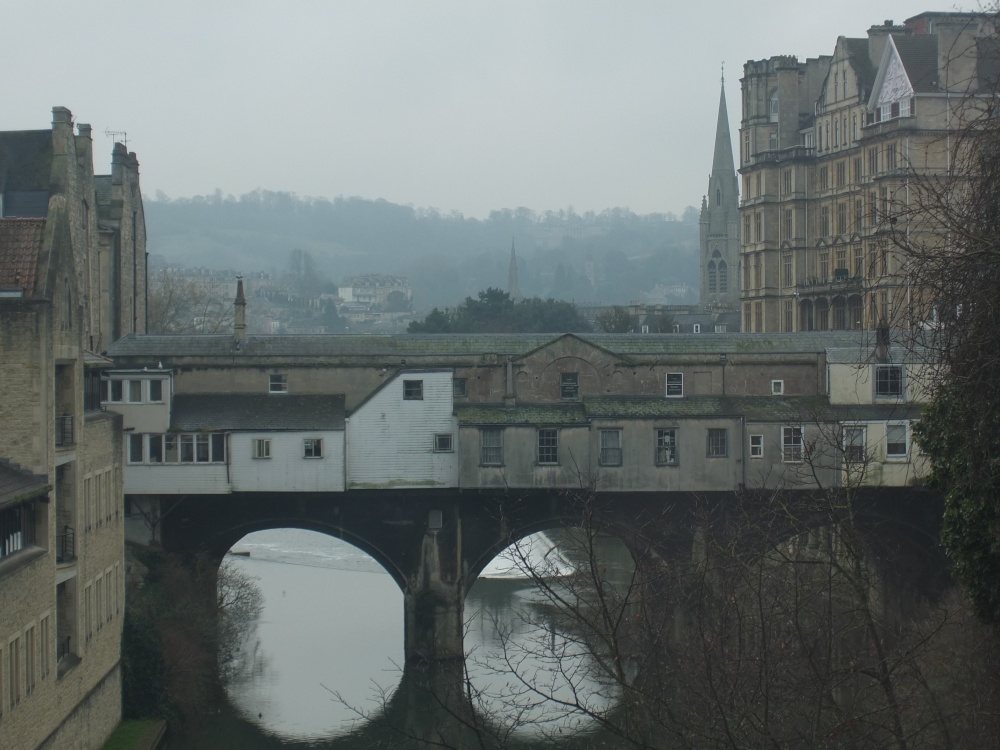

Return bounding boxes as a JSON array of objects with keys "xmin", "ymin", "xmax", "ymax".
[{"xmin": 166, "ymin": 527, "xmax": 638, "ymax": 749}]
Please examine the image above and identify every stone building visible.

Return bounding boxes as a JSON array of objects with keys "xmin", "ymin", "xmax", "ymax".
[
  {"xmin": 700, "ymin": 76, "xmax": 741, "ymax": 310},
  {"xmin": 0, "ymin": 107, "xmax": 144, "ymax": 749},
  {"xmin": 739, "ymin": 11, "xmax": 995, "ymax": 332}
]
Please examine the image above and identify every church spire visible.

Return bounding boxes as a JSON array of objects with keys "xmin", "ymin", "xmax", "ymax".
[
  {"xmin": 712, "ymin": 69, "xmax": 735, "ymax": 178},
  {"xmin": 507, "ymin": 239, "xmax": 520, "ymax": 300}
]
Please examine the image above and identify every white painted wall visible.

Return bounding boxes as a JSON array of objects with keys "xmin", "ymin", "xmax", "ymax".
[
  {"xmin": 347, "ymin": 371, "xmax": 458, "ymax": 489},
  {"xmin": 230, "ymin": 431, "xmax": 345, "ymax": 492},
  {"xmin": 103, "ymin": 374, "xmax": 172, "ymax": 433},
  {"xmin": 124, "ymin": 464, "xmax": 229, "ymax": 494}
]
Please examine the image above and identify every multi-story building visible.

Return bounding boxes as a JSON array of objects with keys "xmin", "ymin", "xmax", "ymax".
[
  {"xmin": 0, "ymin": 107, "xmax": 144, "ymax": 749},
  {"xmin": 739, "ymin": 11, "xmax": 993, "ymax": 332}
]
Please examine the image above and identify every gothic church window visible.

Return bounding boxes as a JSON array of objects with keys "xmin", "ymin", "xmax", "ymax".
[
  {"xmin": 708, "ymin": 261, "xmax": 717, "ymax": 293},
  {"xmin": 718, "ymin": 261, "xmax": 728, "ymax": 293}
]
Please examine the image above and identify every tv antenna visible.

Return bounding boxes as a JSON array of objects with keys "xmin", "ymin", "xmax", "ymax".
[{"xmin": 104, "ymin": 128, "xmax": 128, "ymax": 148}]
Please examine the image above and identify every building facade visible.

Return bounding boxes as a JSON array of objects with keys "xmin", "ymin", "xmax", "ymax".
[
  {"xmin": 739, "ymin": 11, "xmax": 994, "ymax": 332},
  {"xmin": 0, "ymin": 107, "xmax": 144, "ymax": 749}
]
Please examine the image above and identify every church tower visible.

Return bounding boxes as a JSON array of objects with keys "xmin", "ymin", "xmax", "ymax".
[{"xmin": 700, "ymin": 74, "xmax": 741, "ymax": 310}]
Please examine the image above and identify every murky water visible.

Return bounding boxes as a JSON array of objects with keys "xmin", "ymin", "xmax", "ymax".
[{"xmin": 168, "ymin": 528, "xmax": 636, "ymax": 748}]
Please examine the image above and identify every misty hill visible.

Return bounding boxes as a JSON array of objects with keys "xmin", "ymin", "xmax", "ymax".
[{"xmin": 145, "ymin": 190, "xmax": 701, "ymax": 310}]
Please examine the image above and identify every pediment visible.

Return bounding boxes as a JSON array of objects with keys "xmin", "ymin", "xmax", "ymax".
[
  {"xmin": 869, "ymin": 37, "xmax": 914, "ymax": 111},
  {"xmin": 516, "ymin": 333, "xmax": 635, "ymax": 369}
]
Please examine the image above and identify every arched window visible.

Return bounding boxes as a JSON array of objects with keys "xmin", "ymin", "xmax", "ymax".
[
  {"xmin": 718, "ymin": 260, "xmax": 728, "ymax": 293},
  {"xmin": 716, "ymin": 188, "xmax": 721, "ymax": 206},
  {"xmin": 769, "ymin": 90, "xmax": 779, "ymax": 123},
  {"xmin": 708, "ymin": 261, "xmax": 717, "ymax": 293}
]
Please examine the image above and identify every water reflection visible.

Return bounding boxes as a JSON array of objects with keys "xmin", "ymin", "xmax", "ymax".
[{"xmin": 170, "ymin": 529, "xmax": 636, "ymax": 748}]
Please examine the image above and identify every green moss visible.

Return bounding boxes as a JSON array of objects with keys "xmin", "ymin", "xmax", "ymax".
[{"xmin": 101, "ymin": 719, "xmax": 164, "ymax": 750}]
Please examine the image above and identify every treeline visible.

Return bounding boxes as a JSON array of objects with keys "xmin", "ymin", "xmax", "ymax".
[
  {"xmin": 408, "ymin": 288, "xmax": 591, "ymax": 333},
  {"xmin": 145, "ymin": 190, "xmax": 701, "ymax": 311}
]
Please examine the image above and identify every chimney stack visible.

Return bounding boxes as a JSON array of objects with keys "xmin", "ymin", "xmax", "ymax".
[{"xmin": 234, "ymin": 276, "xmax": 247, "ymax": 345}]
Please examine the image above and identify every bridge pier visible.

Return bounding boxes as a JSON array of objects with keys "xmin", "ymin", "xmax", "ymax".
[{"xmin": 404, "ymin": 517, "xmax": 464, "ymax": 662}]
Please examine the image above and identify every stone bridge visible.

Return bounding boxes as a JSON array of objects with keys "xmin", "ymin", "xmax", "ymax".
[{"xmin": 158, "ymin": 485, "xmax": 945, "ymax": 663}]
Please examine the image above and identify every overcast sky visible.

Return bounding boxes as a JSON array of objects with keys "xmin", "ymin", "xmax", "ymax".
[{"xmin": 6, "ymin": 1, "xmax": 933, "ymax": 218}]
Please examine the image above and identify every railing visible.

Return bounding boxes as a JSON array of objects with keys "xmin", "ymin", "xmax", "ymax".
[
  {"xmin": 57, "ymin": 526, "xmax": 75, "ymax": 564},
  {"xmin": 55, "ymin": 414, "xmax": 74, "ymax": 447}
]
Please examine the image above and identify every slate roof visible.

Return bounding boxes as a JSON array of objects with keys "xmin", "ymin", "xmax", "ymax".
[
  {"xmin": 108, "ymin": 331, "xmax": 871, "ymax": 360},
  {"xmin": 844, "ymin": 37, "xmax": 877, "ymax": 94},
  {"xmin": 171, "ymin": 394, "xmax": 345, "ymax": 431},
  {"xmin": 0, "ymin": 130, "xmax": 52, "ymax": 192},
  {"xmin": 456, "ymin": 403, "xmax": 589, "ymax": 426},
  {"xmin": 0, "ymin": 459, "xmax": 49, "ymax": 510},
  {"xmin": 0, "ymin": 218, "xmax": 45, "ymax": 295},
  {"xmin": 893, "ymin": 35, "xmax": 940, "ymax": 92},
  {"xmin": 3, "ymin": 191, "xmax": 49, "ymax": 218},
  {"xmin": 825, "ymin": 345, "xmax": 931, "ymax": 364},
  {"xmin": 93, "ymin": 175, "xmax": 112, "ymax": 207},
  {"xmin": 457, "ymin": 397, "xmax": 923, "ymax": 425}
]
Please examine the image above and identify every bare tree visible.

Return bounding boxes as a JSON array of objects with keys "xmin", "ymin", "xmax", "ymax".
[{"xmin": 147, "ymin": 267, "xmax": 235, "ymax": 334}]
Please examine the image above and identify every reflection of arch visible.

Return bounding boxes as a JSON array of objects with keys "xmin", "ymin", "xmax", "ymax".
[{"xmin": 799, "ymin": 299, "xmax": 815, "ymax": 331}]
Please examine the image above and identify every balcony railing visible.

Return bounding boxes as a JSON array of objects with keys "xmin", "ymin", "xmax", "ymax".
[
  {"xmin": 56, "ymin": 526, "xmax": 75, "ymax": 564},
  {"xmin": 55, "ymin": 414, "xmax": 74, "ymax": 447}
]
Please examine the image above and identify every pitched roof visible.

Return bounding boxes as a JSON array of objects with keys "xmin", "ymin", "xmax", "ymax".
[
  {"xmin": 892, "ymin": 35, "xmax": 940, "ymax": 92},
  {"xmin": 0, "ymin": 459, "xmax": 49, "ymax": 510},
  {"xmin": 457, "ymin": 396, "xmax": 922, "ymax": 425},
  {"xmin": 843, "ymin": 37, "xmax": 877, "ymax": 94},
  {"xmin": 0, "ymin": 130, "xmax": 52, "ymax": 192},
  {"xmin": 0, "ymin": 218, "xmax": 45, "ymax": 295},
  {"xmin": 171, "ymin": 394, "xmax": 345, "ymax": 432},
  {"xmin": 108, "ymin": 331, "xmax": 871, "ymax": 360}
]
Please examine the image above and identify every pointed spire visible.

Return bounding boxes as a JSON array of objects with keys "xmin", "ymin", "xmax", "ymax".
[
  {"xmin": 712, "ymin": 73, "xmax": 735, "ymax": 178},
  {"xmin": 234, "ymin": 275, "xmax": 247, "ymax": 344},
  {"xmin": 507, "ymin": 239, "xmax": 521, "ymax": 300}
]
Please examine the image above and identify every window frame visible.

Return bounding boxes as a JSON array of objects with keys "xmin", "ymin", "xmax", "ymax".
[
  {"xmin": 665, "ymin": 373, "xmax": 684, "ymax": 398},
  {"xmin": 843, "ymin": 424, "xmax": 867, "ymax": 463},
  {"xmin": 874, "ymin": 365, "xmax": 903, "ymax": 398},
  {"xmin": 452, "ymin": 378, "xmax": 467, "ymax": 399},
  {"xmin": 126, "ymin": 380, "xmax": 143, "ymax": 404},
  {"xmin": 707, "ymin": 428, "xmax": 728, "ymax": 458},
  {"xmin": 480, "ymin": 427, "xmax": 503, "ymax": 466},
  {"xmin": 303, "ymin": 438, "xmax": 324, "ymax": 459},
  {"xmin": 252, "ymin": 438, "xmax": 272, "ymax": 459},
  {"xmin": 750, "ymin": 434, "xmax": 764, "ymax": 458},
  {"xmin": 403, "ymin": 380, "xmax": 424, "ymax": 400},
  {"xmin": 434, "ymin": 433, "xmax": 454, "ymax": 453},
  {"xmin": 655, "ymin": 428, "xmax": 678, "ymax": 466},
  {"xmin": 269, "ymin": 374, "xmax": 288, "ymax": 394},
  {"xmin": 537, "ymin": 428, "xmax": 559, "ymax": 465},
  {"xmin": 598, "ymin": 428, "xmax": 623, "ymax": 467},
  {"xmin": 885, "ymin": 422, "xmax": 908, "ymax": 460},
  {"xmin": 148, "ymin": 379, "xmax": 164, "ymax": 403},
  {"xmin": 771, "ymin": 379, "xmax": 784, "ymax": 395},
  {"xmin": 127, "ymin": 433, "xmax": 144, "ymax": 463},
  {"xmin": 560, "ymin": 373, "xmax": 579, "ymax": 400},
  {"xmin": 782, "ymin": 426, "xmax": 804, "ymax": 462}
]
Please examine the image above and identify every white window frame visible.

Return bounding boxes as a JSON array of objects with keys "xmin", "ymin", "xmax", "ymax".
[
  {"xmin": 750, "ymin": 434, "xmax": 764, "ymax": 458},
  {"xmin": 148, "ymin": 379, "xmax": 164, "ymax": 403},
  {"xmin": 269, "ymin": 374, "xmax": 288, "ymax": 394},
  {"xmin": 666, "ymin": 373, "xmax": 684, "ymax": 398},
  {"xmin": 253, "ymin": 438, "xmax": 272, "ymax": 459},
  {"xmin": 771, "ymin": 379, "xmax": 784, "ymax": 395},
  {"xmin": 126, "ymin": 379, "xmax": 143, "ymax": 403},
  {"xmin": 599, "ymin": 429, "xmax": 623, "ymax": 467},
  {"xmin": 655, "ymin": 428, "xmax": 677, "ymax": 465},
  {"xmin": 874, "ymin": 365, "xmax": 903, "ymax": 398},
  {"xmin": 106, "ymin": 379, "xmax": 124, "ymax": 403},
  {"xmin": 434, "ymin": 434, "xmax": 453, "ymax": 452},
  {"xmin": 885, "ymin": 422, "xmax": 908, "ymax": 460},
  {"xmin": 843, "ymin": 424, "xmax": 867, "ymax": 463},
  {"xmin": 480, "ymin": 427, "xmax": 503, "ymax": 466},
  {"xmin": 403, "ymin": 380, "xmax": 423, "ymax": 400},
  {"xmin": 127, "ymin": 434, "xmax": 144, "ymax": 463},
  {"xmin": 303, "ymin": 438, "xmax": 323, "ymax": 458},
  {"xmin": 782, "ymin": 426, "xmax": 803, "ymax": 462}
]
